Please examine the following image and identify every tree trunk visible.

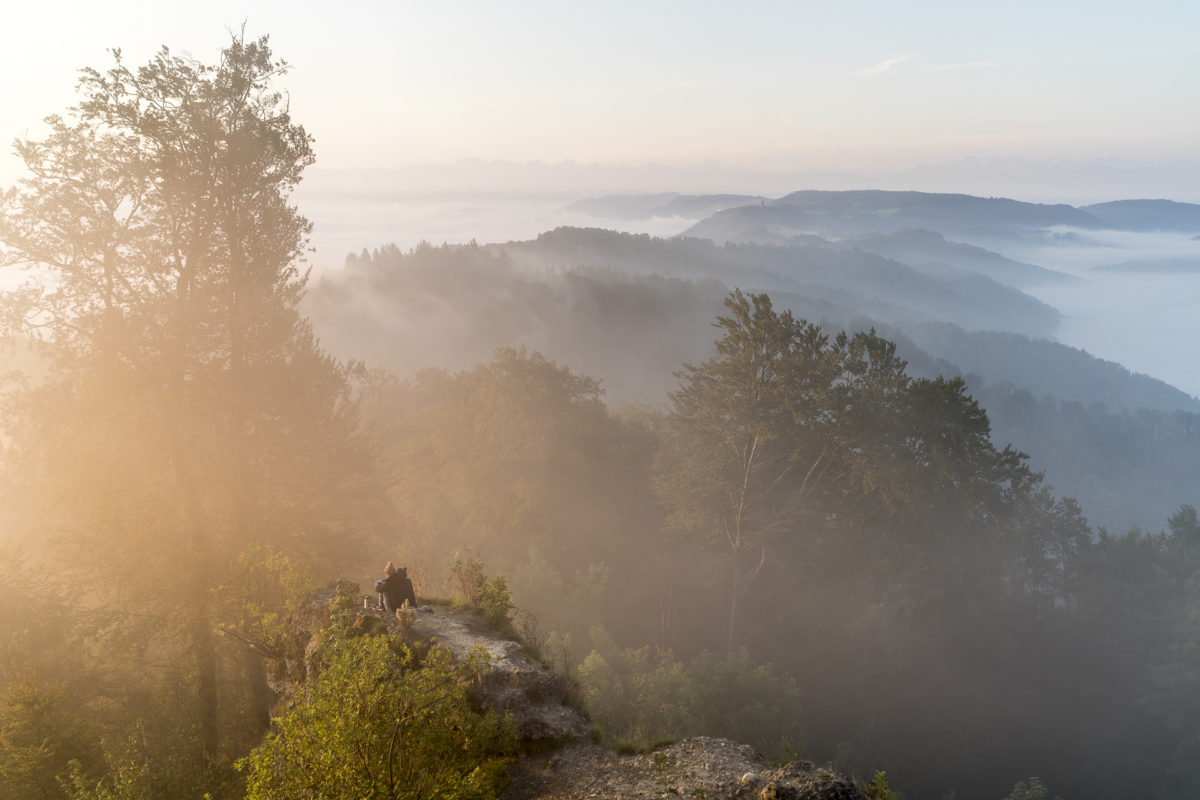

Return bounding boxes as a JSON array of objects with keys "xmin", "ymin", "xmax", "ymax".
[
  {"xmin": 659, "ymin": 583, "xmax": 673, "ymax": 649},
  {"xmin": 243, "ymin": 647, "xmax": 273, "ymax": 734},
  {"xmin": 193, "ymin": 613, "xmax": 220, "ymax": 764},
  {"xmin": 728, "ymin": 546, "xmax": 741, "ymax": 653}
]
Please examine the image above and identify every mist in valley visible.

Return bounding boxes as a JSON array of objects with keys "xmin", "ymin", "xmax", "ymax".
[
  {"xmin": 1016, "ymin": 231, "xmax": 1200, "ymax": 399},
  {"xmin": 299, "ymin": 173, "xmax": 1200, "ymax": 401}
]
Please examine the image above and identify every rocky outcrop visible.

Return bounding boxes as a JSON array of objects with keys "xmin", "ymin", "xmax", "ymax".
[
  {"xmin": 391, "ymin": 604, "xmax": 864, "ymax": 800},
  {"xmin": 501, "ymin": 737, "xmax": 866, "ymax": 800},
  {"xmin": 399, "ymin": 604, "xmax": 588, "ymax": 744},
  {"xmin": 283, "ymin": 594, "xmax": 864, "ymax": 800}
]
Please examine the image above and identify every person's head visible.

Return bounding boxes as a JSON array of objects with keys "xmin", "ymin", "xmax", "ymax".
[
  {"xmin": 385, "ymin": 561, "xmax": 397, "ymax": 576},
  {"xmin": 399, "ymin": 566, "xmax": 408, "ymax": 578}
]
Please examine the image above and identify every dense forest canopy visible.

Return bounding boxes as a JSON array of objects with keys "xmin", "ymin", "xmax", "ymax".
[
  {"xmin": 3, "ymin": 33, "xmax": 1200, "ymax": 800},
  {"xmin": 307, "ymin": 238, "xmax": 1200, "ymax": 534}
]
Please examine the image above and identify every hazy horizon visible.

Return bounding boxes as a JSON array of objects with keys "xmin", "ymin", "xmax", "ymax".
[
  {"xmin": 290, "ymin": 170, "xmax": 1200, "ymax": 401},
  {"xmin": 5, "ymin": 2, "xmax": 1199, "ymax": 186}
]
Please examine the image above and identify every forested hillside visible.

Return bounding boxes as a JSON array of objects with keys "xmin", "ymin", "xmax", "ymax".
[
  {"xmin": 306, "ymin": 239, "xmax": 1200, "ymax": 533},
  {"xmin": 976, "ymin": 383, "xmax": 1200, "ymax": 533},
  {"xmin": 502, "ymin": 227, "xmax": 1062, "ymax": 336}
]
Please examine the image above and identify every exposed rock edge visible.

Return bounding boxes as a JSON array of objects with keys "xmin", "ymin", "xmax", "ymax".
[{"xmin": 290, "ymin": 600, "xmax": 865, "ymax": 800}]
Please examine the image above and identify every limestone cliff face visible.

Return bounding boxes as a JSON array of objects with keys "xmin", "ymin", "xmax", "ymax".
[
  {"xmin": 399, "ymin": 604, "xmax": 589, "ymax": 744},
  {"xmin": 282, "ymin": 598, "xmax": 865, "ymax": 800}
]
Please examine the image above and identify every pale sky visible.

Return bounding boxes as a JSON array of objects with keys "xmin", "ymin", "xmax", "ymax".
[{"xmin": 2, "ymin": 1, "xmax": 1199, "ymax": 189}]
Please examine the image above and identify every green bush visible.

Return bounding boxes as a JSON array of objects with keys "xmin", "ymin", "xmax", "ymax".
[
  {"xmin": 449, "ymin": 554, "xmax": 486, "ymax": 606},
  {"xmin": 239, "ymin": 629, "xmax": 516, "ymax": 800},
  {"xmin": 478, "ymin": 575, "xmax": 515, "ymax": 634},
  {"xmin": 448, "ymin": 555, "xmax": 516, "ymax": 636},
  {"xmin": 865, "ymin": 770, "xmax": 899, "ymax": 800},
  {"xmin": 60, "ymin": 727, "xmax": 229, "ymax": 800}
]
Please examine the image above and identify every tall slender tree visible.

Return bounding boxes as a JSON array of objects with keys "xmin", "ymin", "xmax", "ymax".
[
  {"xmin": 657, "ymin": 290, "xmax": 839, "ymax": 651},
  {"xmin": 0, "ymin": 32, "xmax": 379, "ymax": 780}
]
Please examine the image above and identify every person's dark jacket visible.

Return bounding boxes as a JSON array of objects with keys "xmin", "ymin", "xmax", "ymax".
[{"xmin": 381, "ymin": 571, "xmax": 417, "ymax": 611}]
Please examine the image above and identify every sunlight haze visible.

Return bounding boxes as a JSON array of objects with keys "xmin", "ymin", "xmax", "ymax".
[{"xmin": 3, "ymin": 1, "xmax": 1198, "ymax": 187}]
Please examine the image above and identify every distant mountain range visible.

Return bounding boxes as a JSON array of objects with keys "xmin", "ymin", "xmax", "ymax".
[
  {"xmin": 570, "ymin": 190, "xmax": 1200, "ymax": 246},
  {"xmin": 300, "ymin": 188, "xmax": 1200, "ymax": 533},
  {"xmin": 1082, "ymin": 199, "xmax": 1200, "ymax": 232},
  {"xmin": 754, "ymin": 189, "xmax": 1102, "ymax": 238},
  {"xmin": 307, "ymin": 224, "xmax": 1197, "ymax": 419}
]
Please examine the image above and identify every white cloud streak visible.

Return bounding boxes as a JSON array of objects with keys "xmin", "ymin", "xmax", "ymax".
[{"xmin": 856, "ymin": 55, "xmax": 912, "ymax": 75}]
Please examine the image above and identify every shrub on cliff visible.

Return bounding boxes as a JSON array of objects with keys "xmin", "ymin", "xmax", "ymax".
[{"xmin": 240, "ymin": 626, "xmax": 516, "ymax": 800}]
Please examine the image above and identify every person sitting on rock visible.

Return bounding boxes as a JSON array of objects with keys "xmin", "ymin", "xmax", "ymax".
[
  {"xmin": 373, "ymin": 562, "xmax": 395, "ymax": 610},
  {"xmin": 379, "ymin": 561, "xmax": 417, "ymax": 612}
]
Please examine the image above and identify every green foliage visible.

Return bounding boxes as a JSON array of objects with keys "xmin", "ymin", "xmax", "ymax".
[
  {"xmin": 59, "ymin": 729, "xmax": 227, "ymax": 800},
  {"xmin": 679, "ymin": 648, "xmax": 805, "ymax": 755},
  {"xmin": 658, "ymin": 290, "xmax": 834, "ymax": 544},
  {"xmin": 62, "ymin": 753, "xmax": 154, "ymax": 800},
  {"xmin": 511, "ymin": 546, "xmax": 613, "ymax": 651},
  {"xmin": 331, "ymin": 579, "xmax": 361, "ymax": 614},
  {"xmin": 215, "ymin": 545, "xmax": 315, "ymax": 657},
  {"xmin": 240, "ymin": 630, "xmax": 516, "ymax": 800},
  {"xmin": 479, "ymin": 575, "xmax": 515, "ymax": 634},
  {"xmin": 657, "ymin": 290, "xmax": 831, "ymax": 650},
  {"xmin": 450, "ymin": 554, "xmax": 487, "ymax": 607},
  {"xmin": 449, "ymin": 554, "xmax": 515, "ymax": 635},
  {"xmin": 578, "ymin": 627, "xmax": 804, "ymax": 760},
  {"xmin": 656, "ymin": 290, "xmax": 1016, "ymax": 651},
  {"xmin": 362, "ymin": 347, "xmax": 655, "ymax": 603},
  {"xmin": 864, "ymin": 770, "xmax": 899, "ymax": 800},
  {"xmin": 515, "ymin": 612, "xmax": 579, "ymax": 694},
  {"xmin": 395, "ymin": 605, "xmax": 417, "ymax": 629},
  {"xmin": 0, "ymin": 679, "xmax": 101, "ymax": 800}
]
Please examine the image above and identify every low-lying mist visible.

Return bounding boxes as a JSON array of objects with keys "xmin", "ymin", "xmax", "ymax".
[
  {"xmin": 1015, "ymin": 229, "xmax": 1200, "ymax": 398},
  {"xmin": 296, "ymin": 187, "xmax": 699, "ymax": 270},
  {"xmin": 300, "ymin": 184, "xmax": 1200, "ymax": 401}
]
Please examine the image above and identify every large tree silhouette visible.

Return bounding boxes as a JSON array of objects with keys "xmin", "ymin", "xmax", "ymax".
[
  {"xmin": 656, "ymin": 290, "xmax": 842, "ymax": 651},
  {"xmin": 0, "ymin": 33, "xmax": 379, "ymax": 777}
]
